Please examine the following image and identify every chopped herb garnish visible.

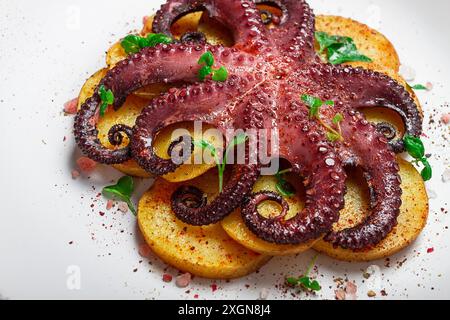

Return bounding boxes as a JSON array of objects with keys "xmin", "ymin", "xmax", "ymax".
[
  {"xmin": 301, "ymin": 94, "xmax": 343, "ymax": 142},
  {"xmin": 275, "ymin": 169, "xmax": 295, "ymax": 198},
  {"xmin": 98, "ymin": 85, "xmax": 115, "ymax": 117},
  {"xmin": 286, "ymin": 255, "xmax": 321, "ymax": 292},
  {"xmin": 403, "ymin": 135, "xmax": 432, "ymax": 181},
  {"xmin": 194, "ymin": 133, "xmax": 248, "ymax": 192},
  {"xmin": 315, "ymin": 31, "xmax": 372, "ymax": 65},
  {"xmin": 120, "ymin": 33, "xmax": 172, "ymax": 55},
  {"xmin": 409, "ymin": 84, "xmax": 427, "ymax": 91},
  {"xmin": 102, "ymin": 176, "xmax": 136, "ymax": 215},
  {"xmin": 197, "ymin": 51, "xmax": 229, "ymax": 82}
]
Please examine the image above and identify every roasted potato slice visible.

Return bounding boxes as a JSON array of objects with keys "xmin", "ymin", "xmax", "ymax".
[
  {"xmin": 313, "ymin": 157, "xmax": 428, "ymax": 262},
  {"xmin": 138, "ymin": 170, "xmax": 271, "ymax": 279},
  {"xmin": 222, "ymin": 175, "xmax": 318, "ymax": 256},
  {"xmin": 315, "ymin": 15, "xmax": 400, "ymax": 72}
]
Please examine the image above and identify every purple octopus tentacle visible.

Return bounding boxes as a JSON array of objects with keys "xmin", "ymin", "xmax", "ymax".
[
  {"xmin": 172, "ymin": 164, "xmax": 260, "ymax": 225},
  {"xmin": 131, "ymin": 69, "xmax": 263, "ymax": 175},
  {"xmin": 324, "ymin": 111, "xmax": 402, "ymax": 249},
  {"xmin": 259, "ymin": 0, "xmax": 316, "ymax": 61},
  {"xmin": 241, "ymin": 120, "xmax": 347, "ymax": 245},
  {"xmin": 330, "ymin": 65, "xmax": 423, "ymax": 153},
  {"xmin": 74, "ymin": 43, "xmax": 218, "ymax": 165},
  {"xmin": 152, "ymin": 0, "xmax": 270, "ymax": 53}
]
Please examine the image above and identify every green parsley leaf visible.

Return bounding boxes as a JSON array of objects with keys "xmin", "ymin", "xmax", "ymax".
[
  {"xmin": 326, "ymin": 132, "xmax": 341, "ymax": 142},
  {"xmin": 409, "ymin": 84, "xmax": 427, "ymax": 90},
  {"xmin": 102, "ymin": 176, "xmax": 136, "ymax": 215},
  {"xmin": 198, "ymin": 65, "xmax": 213, "ymax": 81},
  {"xmin": 98, "ymin": 85, "xmax": 115, "ymax": 117},
  {"xmin": 121, "ymin": 33, "xmax": 173, "ymax": 55},
  {"xmin": 420, "ymin": 158, "xmax": 432, "ymax": 181},
  {"xmin": 212, "ymin": 66, "xmax": 229, "ymax": 82},
  {"xmin": 198, "ymin": 51, "xmax": 215, "ymax": 67},
  {"xmin": 403, "ymin": 135, "xmax": 425, "ymax": 159},
  {"xmin": 332, "ymin": 113, "xmax": 344, "ymax": 124},
  {"xmin": 146, "ymin": 33, "xmax": 172, "ymax": 47},
  {"xmin": 121, "ymin": 35, "xmax": 142, "ymax": 54},
  {"xmin": 286, "ymin": 255, "xmax": 321, "ymax": 292},
  {"xmin": 301, "ymin": 94, "xmax": 323, "ymax": 119},
  {"xmin": 315, "ymin": 31, "xmax": 372, "ymax": 65}
]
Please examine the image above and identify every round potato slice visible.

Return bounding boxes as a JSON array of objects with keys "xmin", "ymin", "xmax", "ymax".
[
  {"xmin": 138, "ymin": 170, "xmax": 271, "ymax": 279},
  {"xmin": 315, "ymin": 15, "xmax": 400, "ymax": 72},
  {"xmin": 313, "ymin": 157, "xmax": 428, "ymax": 262},
  {"xmin": 222, "ymin": 175, "xmax": 318, "ymax": 256}
]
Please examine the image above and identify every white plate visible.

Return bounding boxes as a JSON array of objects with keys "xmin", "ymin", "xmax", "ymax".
[{"xmin": 0, "ymin": 0, "xmax": 449, "ymax": 300}]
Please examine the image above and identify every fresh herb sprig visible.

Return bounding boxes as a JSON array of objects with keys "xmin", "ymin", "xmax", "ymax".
[
  {"xmin": 98, "ymin": 85, "xmax": 115, "ymax": 117},
  {"xmin": 194, "ymin": 133, "xmax": 248, "ymax": 192},
  {"xmin": 301, "ymin": 94, "xmax": 344, "ymax": 142},
  {"xmin": 121, "ymin": 33, "xmax": 173, "ymax": 55},
  {"xmin": 286, "ymin": 255, "xmax": 321, "ymax": 292},
  {"xmin": 315, "ymin": 31, "xmax": 372, "ymax": 65},
  {"xmin": 403, "ymin": 135, "xmax": 432, "ymax": 181},
  {"xmin": 197, "ymin": 51, "xmax": 228, "ymax": 82},
  {"xmin": 102, "ymin": 176, "xmax": 136, "ymax": 215},
  {"xmin": 275, "ymin": 169, "xmax": 295, "ymax": 197}
]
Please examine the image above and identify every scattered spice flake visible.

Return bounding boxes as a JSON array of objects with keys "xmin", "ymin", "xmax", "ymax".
[
  {"xmin": 334, "ymin": 289, "xmax": 346, "ymax": 300},
  {"xmin": 99, "ymin": 211, "xmax": 105, "ymax": 217},
  {"xmin": 441, "ymin": 113, "xmax": 450, "ymax": 125},
  {"xmin": 117, "ymin": 202, "xmax": 129, "ymax": 214},
  {"xmin": 427, "ymin": 247, "xmax": 434, "ymax": 253},
  {"xmin": 211, "ymin": 283, "xmax": 218, "ymax": 292},
  {"xmin": 68, "ymin": 241, "xmax": 74, "ymax": 245},
  {"xmin": 71, "ymin": 170, "xmax": 80, "ymax": 180},
  {"xmin": 176, "ymin": 273, "xmax": 192, "ymax": 288},
  {"xmin": 106, "ymin": 200, "xmax": 114, "ymax": 210},
  {"xmin": 138, "ymin": 243, "xmax": 152, "ymax": 258},
  {"xmin": 76, "ymin": 157, "xmax": 97, "ymax": 172},
  {"xmin": 381, "ymin": 290, "xmax": 388, "ymax": 297},
  {"xmin": 64, "ymin": 98, "xmax": 78, "ymax": 114},
  {"xmin": 162, "ymin": 274, "xmax": 173, "ymax": 283},
  {"xmin": 367, "ymin": 290, "xmax": 377, "ymax": 298},
  {"xmin": 194, "ymin": 294, "xmax": 199, "ymax": 299}
]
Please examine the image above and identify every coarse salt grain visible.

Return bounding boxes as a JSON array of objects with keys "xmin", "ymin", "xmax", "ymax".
[
  {"xmin": 399, "ymin": 65, "xmax": 416, "ymax": 82},
  {"xmin": 76, "ymin": 157, "xmax": 97, "ymax": 172},
  {"xmin": 335, "ymin": 289, "xmax": 346, "ymax": 300},
  {"xmin": 138, "ymin": 243, "xmax": 152, "ymax": 258},
  {"xmin": 259, "ymin": 288, "xmax": 270, "ymax": 300},
  {"xmin": 118, "ymin": 202, "xmax": 129, "ymax": 213},
  {"xmin": 71, "ymin": 170, "xmax": 80, "ymax": 179},
  {"xmin": 106, "ymin": 200, "xmax": 114, "ymax": 210},
  {"xmin": 425, "ymin": 82, "xmax": 433, "ymax": 91},
  {"xmin": 442, "ymin": 169, "xmax": 450, "ymax": 183},
  {"xmin": 64, "ymin": 98, "xmax": 78, "ymax": 114},
  {"xmin": 426, "ymin": 188, "xmax": 437, "ymax": 200},
  {"xmin": 441, "ymin": 113, "xmax": 450, "ymax": 125},
  {"xmin": 176, "ymin": 273, "xmax": 192, "ymax": 288},
  {"xmin": 345, "ymin": 281, "xmax": 358, "ymax": 300}
]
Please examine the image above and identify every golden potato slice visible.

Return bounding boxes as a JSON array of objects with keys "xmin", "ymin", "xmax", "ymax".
[
  {"xmin": 222, "ymin": 174, "xmax": 318, "ymax": 256},
  {"xmin": 315, "ymin": 15, "xmax": 400, "ymax": 72},
  {"xmin": 138, "ymin": 170, "xmax": 271, "ymax": 279},
  {"xmin": 77, "ymin": 68, "xmax": 108, "ymax": 109},
  {"xmin": 313, "ymin": 157, "xmax": 429, "ymax": 262}
]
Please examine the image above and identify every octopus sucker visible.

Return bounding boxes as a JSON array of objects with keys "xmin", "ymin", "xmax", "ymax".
[{"xmin": 73, "ymin": 0, "xmax": 424, "ymax": 251}]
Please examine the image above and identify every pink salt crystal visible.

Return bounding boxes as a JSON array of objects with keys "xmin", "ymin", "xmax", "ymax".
[
  {"xmin": 176, "ymin": 273, "xmax": 192, "ymax": 288},
  {"xmin": 76, "ymin": 157, "xmax": 97, "ymax": 172},
  {"xmin": 118, "ymin": 202, "xmax": 129, "ymax": 213},
  {"xmin": 425, "ymin": 82, "xmax": 433, "ymax": 91},
  {"xmin": 441, "ymin": 113, "xmax": 450, "ymax": 125},
  {"xmin": 64, "ymin": 98, "xmax": 78, "ymax": 114},
  {"xmin": 138, "ymin": 243, "xmax": 152, "ymax": 258},
  {"xmin": 71, "ymin": 170, "xmax": 80, "ymax": 179},
  {"xmin": 335, "ymin": 289, "xmax": 346, "ymax": 300},
  {"xmin": 345, "ymin": 281, "xmax": 358, "ymax": 299},
  {"xmin": 106, "ymin": 200, "xmax": 114, "ymax": 211}
]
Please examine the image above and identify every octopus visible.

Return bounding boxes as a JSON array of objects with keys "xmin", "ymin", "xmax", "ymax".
[{"xmin": 74, "ymin": 0, "xmax": 422, "ymax": 250}]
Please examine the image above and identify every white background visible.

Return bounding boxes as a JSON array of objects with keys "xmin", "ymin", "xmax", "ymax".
[{"xmin": 0, "ymin": 0, "xmax": 449, "ymax": 300}]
